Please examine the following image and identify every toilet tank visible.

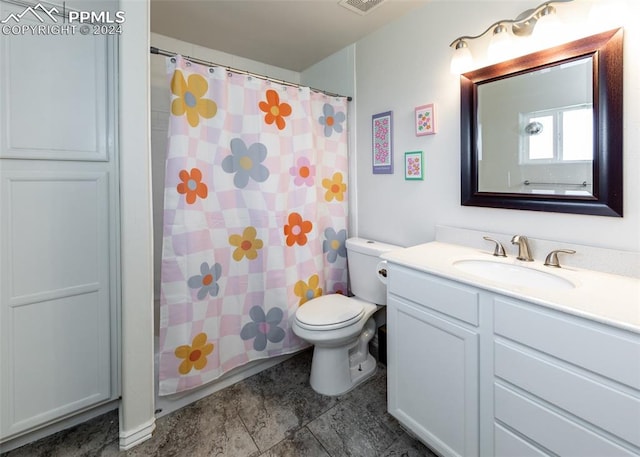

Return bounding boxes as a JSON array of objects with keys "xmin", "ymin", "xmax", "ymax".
[{"xmin": 345, "ymin": 238, "xmax": 401, "ymax": 305}]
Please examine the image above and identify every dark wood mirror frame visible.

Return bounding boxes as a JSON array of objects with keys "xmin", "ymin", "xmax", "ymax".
[{"xmin": 460, "ymin": 28, "xmax": 623, "ymax": 217}]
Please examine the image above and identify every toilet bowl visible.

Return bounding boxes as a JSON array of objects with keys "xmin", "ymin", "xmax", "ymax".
[{"xmin": 292, "ymin": 237, "xmax": 400, "ymax": 396}]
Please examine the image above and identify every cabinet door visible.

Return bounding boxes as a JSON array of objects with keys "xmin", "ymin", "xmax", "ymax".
[
  {"xmin": 0, "ymin": 1, "xmax": 119, "ymax": 441},
  {"xmin": 387, "ymin": 295, "xmax": 479, "ymax": 457}
]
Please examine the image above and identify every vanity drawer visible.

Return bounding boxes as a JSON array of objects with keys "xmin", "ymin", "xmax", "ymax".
[
  {"xmin": 495, "ymin": 341, "xmax": 640, "ymax": 448},
  {"xmin": 388, "ymin": 265, "xmax": 479, "ymax": 326},
  {"xmin": 494, "ymin": 423, "xmax": 550, "ymax": 457},
  {"xmin": 495, "ymin": 384, "xmax": 638, "ymax": 457},
  {"xmin": 494, "ymin": 298, "xmax": 640, "ymax": 390}
]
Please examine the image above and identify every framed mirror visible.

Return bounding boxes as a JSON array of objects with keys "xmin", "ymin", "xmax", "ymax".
[{"xmin": 460, "ymin": 28, "xmax": 623, "ymax": 217}]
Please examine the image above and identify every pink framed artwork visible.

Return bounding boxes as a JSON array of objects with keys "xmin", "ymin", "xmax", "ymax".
[{"xmin": 415, "ymin": 103, "xmax": 437, "ymax": 136}]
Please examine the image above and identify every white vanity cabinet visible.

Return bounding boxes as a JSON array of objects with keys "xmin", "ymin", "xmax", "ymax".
[
  {"xmin": 385, "ymin": 260, "xmax": 640, "ymax": 457},
  {"xmin": 493, "ymin": 297, "xmax": 640, "ymax": 457},
  {"xmin": 387, "ymin": 265, "xmax": 481, "ymax": 457}
]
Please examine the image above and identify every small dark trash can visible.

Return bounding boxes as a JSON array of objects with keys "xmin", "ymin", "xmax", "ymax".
[{"xmin": 378, "ymin": 325, "xmax": 387, "ymax": 365}]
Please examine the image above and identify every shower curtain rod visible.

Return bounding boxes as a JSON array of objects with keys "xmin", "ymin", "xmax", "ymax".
[{"xmin": 150, "ymin": 46, "xmax": 352, "ymax": 102}]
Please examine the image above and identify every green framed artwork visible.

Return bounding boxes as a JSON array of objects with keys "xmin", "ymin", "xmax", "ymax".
[{"xmin": 404, "ymin": 151, "xmax": 423, "ymax": 180}]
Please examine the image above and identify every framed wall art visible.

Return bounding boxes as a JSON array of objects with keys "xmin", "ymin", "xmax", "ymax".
[
  {"xmin": 415, "ymin": 103, "xmax": 437, "ymax": 136},
  {"xmin": 372, "ymin": 111, "xmax": 393, "ymax": 174},
  {"xmin": 404, "ymin": 151, "xmax": 424, "ymax": 180}
]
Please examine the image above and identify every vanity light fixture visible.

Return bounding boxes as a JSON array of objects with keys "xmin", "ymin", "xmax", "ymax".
[{"xmin": 449, "ymin": 0, "xmax": 571, "ymax": 74}]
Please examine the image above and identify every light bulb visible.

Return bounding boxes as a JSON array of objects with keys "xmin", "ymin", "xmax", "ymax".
[
  {"xmin": 487, "ymin": 24, "xmax": 513, "ymax": 64},
  {"xmin": 532, "ymin": 5, "xmax": 561, "ymax": 48},
  {"xmin": 450, "ymin": 40, "xmax": 473, "ymax": 75}
]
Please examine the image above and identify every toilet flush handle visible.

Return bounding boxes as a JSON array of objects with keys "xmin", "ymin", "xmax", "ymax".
[{"xmin": 376, "ymin": 261, "xmax": 389, "ymax": 285}]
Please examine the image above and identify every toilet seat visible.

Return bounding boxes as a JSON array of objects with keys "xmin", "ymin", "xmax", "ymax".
[{"xmin": 295, "ymin": 294, "xmax": 365, "ymax": 330}]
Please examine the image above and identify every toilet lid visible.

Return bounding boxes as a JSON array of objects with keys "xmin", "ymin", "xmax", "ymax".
[{"xmin": 295, "ymin": 294, "xmax": 364, "ymax": 329}]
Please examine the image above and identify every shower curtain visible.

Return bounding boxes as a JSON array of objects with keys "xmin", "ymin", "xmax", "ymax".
[{"xmin": 158, "ymin": 56, "xmax": 349, "ymax": 395}]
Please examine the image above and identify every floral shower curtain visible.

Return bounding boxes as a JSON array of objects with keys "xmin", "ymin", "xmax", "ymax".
[{"xmin": 158, "ymin": 56, "xmax": 349, "ymax": 395}]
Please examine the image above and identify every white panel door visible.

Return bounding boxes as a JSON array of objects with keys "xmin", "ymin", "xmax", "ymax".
[
  {"xmin": 0, "ymin": 3, "xmax": 110, "ymax": 161},
  {"xmin": 0, "ymin": 0, "xmax": 119, "ymax": 441}
]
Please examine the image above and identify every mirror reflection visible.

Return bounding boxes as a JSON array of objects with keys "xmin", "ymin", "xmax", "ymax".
[{"xmin": 477, "ymin": 57, "xmax": 593, "ymax": 196}]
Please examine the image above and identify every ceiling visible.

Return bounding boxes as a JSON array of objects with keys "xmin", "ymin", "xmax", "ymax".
[{"xmin": 150, "ymin": 0, "xmax": 429, "ymax": 72}]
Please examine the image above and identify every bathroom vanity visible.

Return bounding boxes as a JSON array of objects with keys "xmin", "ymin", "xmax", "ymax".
[{"xmin": 383, "ymin": 242, "xmax": 640, "ymax": 457}]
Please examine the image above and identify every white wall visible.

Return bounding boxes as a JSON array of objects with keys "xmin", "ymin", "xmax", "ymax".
[
  {"xmin": 302, "ymin": 45, "xmax": 358, "ymax": 235},
  {"xmin": 352, "ymin": 0, "xmax": 640, "ymax": 252},
  {"xmin": 301, "ymin": 45, "xmax": 355, "ymax": 99},
  {"xmin": 119, "ymin": 0, "xmax": 155, "ymax": 449}
]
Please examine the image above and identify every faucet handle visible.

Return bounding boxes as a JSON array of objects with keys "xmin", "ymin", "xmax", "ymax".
[
  {"xmin": 483, "ymin": 236, "xmax": 506, "ymax": 257},
  {"xmin": 544, "ymin": 249, "xmax": 576, "ymax": 268}
]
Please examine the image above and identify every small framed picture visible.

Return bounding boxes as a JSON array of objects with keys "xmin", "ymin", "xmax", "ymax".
[
  {"xmin": 404, "ymin": 151, "xmax": 424, "ymax": 180},
  {"xmin": 415, "ymin": 103, "xmax": 437, "ymax": 136},
  {"xmin": 372, "ymin": 111, "xmax": 393, "ymax": 174}
]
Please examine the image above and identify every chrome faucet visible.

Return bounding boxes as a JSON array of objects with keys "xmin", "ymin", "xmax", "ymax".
[{"xmin": 511, "ymin": 235, "xmax": 533, "ymax": 261}]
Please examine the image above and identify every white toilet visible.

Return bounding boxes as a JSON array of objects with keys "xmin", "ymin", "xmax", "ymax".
[{"xmin": 292, "ymin": 237, "xmax": 399, "ymax": 396}]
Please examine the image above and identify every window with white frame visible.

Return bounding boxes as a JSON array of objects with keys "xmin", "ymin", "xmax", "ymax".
[{"xmin": 520, "ymin": 104, "xmax": 593, "ymax": 163}]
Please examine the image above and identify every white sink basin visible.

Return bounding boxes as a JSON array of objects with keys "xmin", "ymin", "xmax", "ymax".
[{"xmin": 453, "ymin": 259, "xmax": 575, "ymax": 290}]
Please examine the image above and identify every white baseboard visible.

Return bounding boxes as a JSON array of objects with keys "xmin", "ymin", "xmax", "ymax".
[{"xmin": 119, "ymin": 417, "xmax": 155, "ymax": 451}]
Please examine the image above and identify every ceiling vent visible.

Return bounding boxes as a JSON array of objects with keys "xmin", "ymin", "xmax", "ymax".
[{"xmin": 338, "ymin": 0, "xmax": 386, "ymax": 15}]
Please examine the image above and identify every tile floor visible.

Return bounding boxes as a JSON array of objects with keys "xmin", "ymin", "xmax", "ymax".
[{"xmin": 2, "ymin": 349, "xmax": 434, "ymax": 456}]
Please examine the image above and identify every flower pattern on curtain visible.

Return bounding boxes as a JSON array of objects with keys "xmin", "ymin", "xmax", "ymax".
[{"xmin": 159, "ymin": 56, "xmax": 349, "ymax": 395}]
